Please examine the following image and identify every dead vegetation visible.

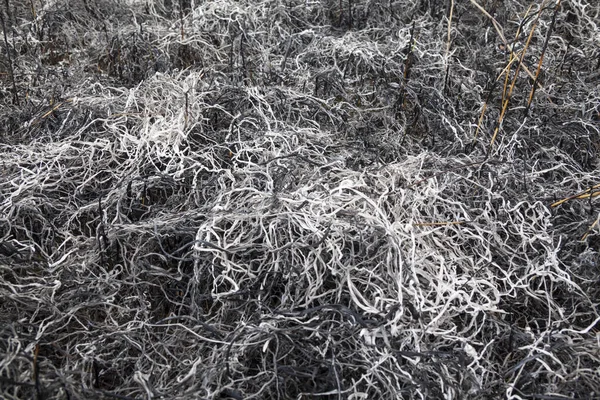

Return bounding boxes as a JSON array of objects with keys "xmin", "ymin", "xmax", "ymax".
[{"xmin": 1, "ymin": 0, "xmax": 600, "ymax": 399}]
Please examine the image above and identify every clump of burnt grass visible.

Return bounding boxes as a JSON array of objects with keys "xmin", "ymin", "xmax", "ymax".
[{"xmin": 1, "ymin": 0, "xmax": 599, "ymax": 399}]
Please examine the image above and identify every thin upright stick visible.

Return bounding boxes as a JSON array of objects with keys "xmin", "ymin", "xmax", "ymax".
[{"xmin": 0, "ymin": 5, "xmax": 19, "ymax": 106}]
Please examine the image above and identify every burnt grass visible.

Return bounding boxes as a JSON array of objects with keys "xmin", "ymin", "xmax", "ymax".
[{"xmin": 1, "ymin": 1, "xmax": 600, "ymax": 399}]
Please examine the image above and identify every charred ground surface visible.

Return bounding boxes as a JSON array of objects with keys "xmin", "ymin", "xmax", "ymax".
[{"xmin": 1, "ymin": 1, "xmax": 599, "ymax": 399}]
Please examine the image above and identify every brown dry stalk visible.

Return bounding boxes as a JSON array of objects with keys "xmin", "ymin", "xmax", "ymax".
[
  {"xmin": 468, "ymin": 0, "xmax": 507, "ymax": 45},
  {"xmin": 581, "ymin": 215, "xmax": 600, "ymax": 241},
  {"xmin": 490, "ymin": 4, "xmax": 545, "ymax": 148},
  {"xmin": 473, "ymin": 4, "xmax": 535, "ymax": 146},
  {"xmin": 525, "ymin": 0, "xmax": 563, "ymax": 117},
  {"xmin": 413, "ymin": 221, "xmax": 470, "ymax": 227},
  {"xmin": 499, "ymin": 5, "xmax": 535, "ymax": 106},
  {"xmin": 551, "ymin": 183, "xmax": 600, "ymax": 208}
]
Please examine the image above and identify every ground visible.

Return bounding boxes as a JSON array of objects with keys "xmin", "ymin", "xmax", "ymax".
[{"xmin": 1, "ymin": 0, "xmax": 599, "ymax": 399}]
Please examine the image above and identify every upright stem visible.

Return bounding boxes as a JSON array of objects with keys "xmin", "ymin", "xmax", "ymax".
[
  {"xmin": 179, "ymin": 0, "xmax": 185, "ymax": 40},
  {"xmin": 0, "ymin": 5, "xmax": 19, "ymax": 106}
]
